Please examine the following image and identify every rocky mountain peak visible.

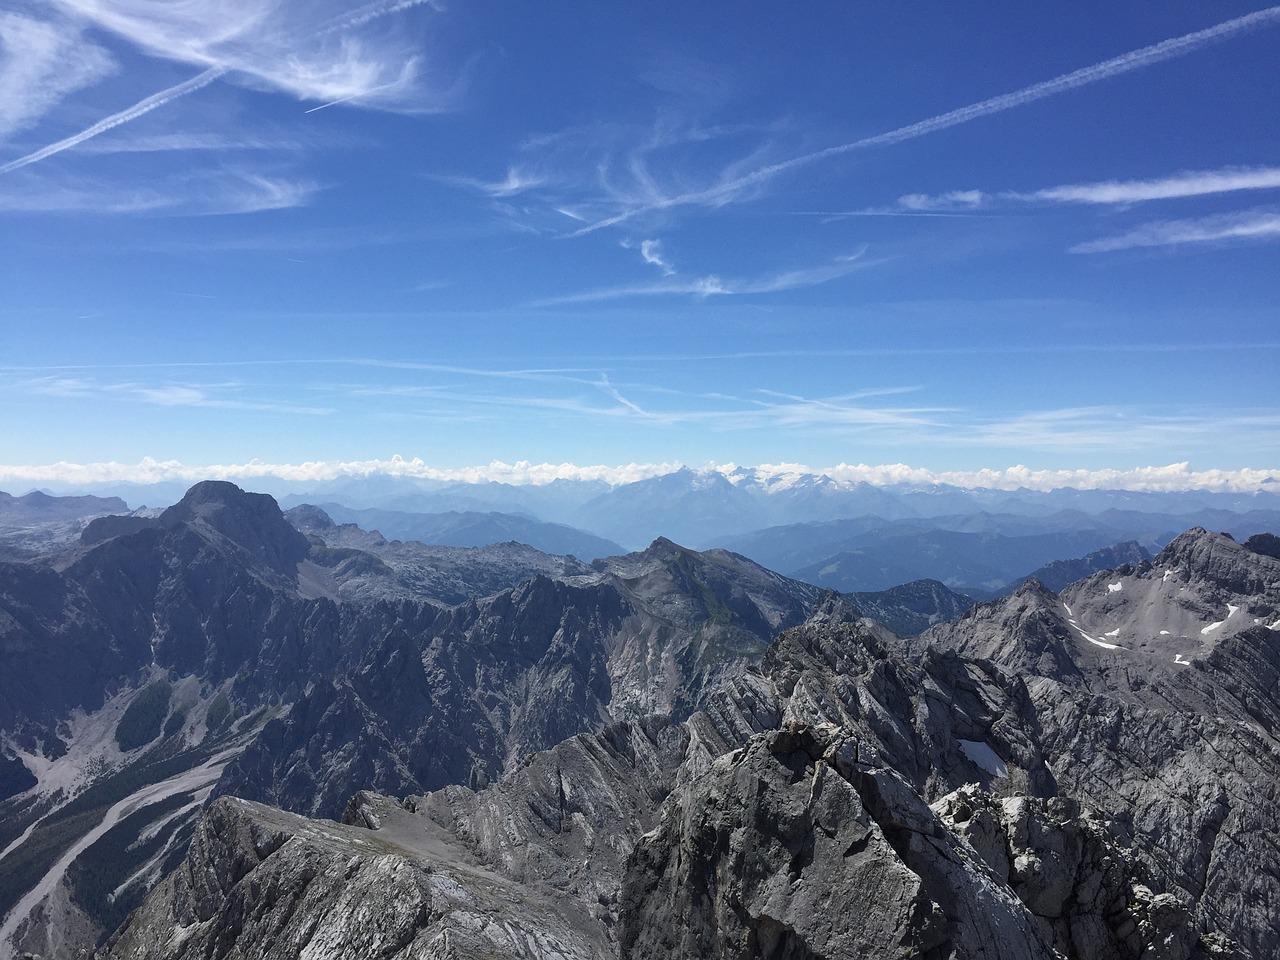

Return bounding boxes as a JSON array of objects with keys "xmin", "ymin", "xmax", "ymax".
[
  {"xmin": 1155, "ymin": 526, "xmax": 1280, "ymax": 596},
  {"xmin": 909, "ymin": 576, "xmax": 1085, "ymax": 685},
  {"xmin": 160, "ymin": 481, "xmax": 310, "ymax": 575},
  {"xmin": 284, "ymin": 503, "xmax": 336, "ymax": 531},
  {"xmin": 641, "ymin": 535, "xmax": 684, "ymax": 558},
  {"xmin": 1010, "ymin": 576, "xmax": 1060, "ymax": 603}
]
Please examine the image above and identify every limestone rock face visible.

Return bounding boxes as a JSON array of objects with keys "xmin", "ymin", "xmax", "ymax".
[
  {"xmin": 620, "ymin": 724, "xmax": 1051, "ymax": 960},
  {"xmin": 99, "ymin": 617, "xmax": 1251, "ymax": 960},
  {"xmin": 920, "ymin": 528, "xmax": 1280, "ymax": 958},
  {"xmin": 101, "ymin": 796, "xmax": 603, "ymax": 960},
  {"xmin": 619, "ymin": 724, "xmax": 1226, "ymax": 960}
]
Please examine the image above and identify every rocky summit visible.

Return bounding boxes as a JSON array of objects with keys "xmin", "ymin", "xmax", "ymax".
[{"xmin": 1, "ymin": 485, "xmax": 1278, "ymax": 959}]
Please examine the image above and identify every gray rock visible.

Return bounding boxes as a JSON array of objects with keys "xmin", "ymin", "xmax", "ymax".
[{"xmin": 102, "ymin": 796, "xmax": 604, "ymax": 960}]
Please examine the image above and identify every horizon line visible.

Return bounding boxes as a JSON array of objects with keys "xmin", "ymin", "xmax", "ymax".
[{"xmin": 0, "ymin": 457, "xmax": 1276, "ymax": 496}]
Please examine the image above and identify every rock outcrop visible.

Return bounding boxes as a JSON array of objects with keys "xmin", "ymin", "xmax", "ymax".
[
  {"xmin": 920, "ymin": 528, "xmax": 1280, "ymax": 958},
  {"xmin": 102, "ymin": 796, "xmax": 606, "ymax": 960}
]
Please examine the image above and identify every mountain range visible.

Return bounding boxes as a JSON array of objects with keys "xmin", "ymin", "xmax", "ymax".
[
  {"xmin": 1, "ymin": 482, "xmax": 1279, "ymax": 957},
  {"xmin": 12, "ymin": 467, "xmax": 1280, "ymax": 597}
]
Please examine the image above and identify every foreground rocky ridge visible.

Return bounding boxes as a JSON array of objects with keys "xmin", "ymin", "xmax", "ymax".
[{"xmin": 102, "ymin": 617, "xmax": 1250, "ymax": 959}]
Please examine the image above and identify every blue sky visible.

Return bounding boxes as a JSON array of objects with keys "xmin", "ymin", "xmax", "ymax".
[{"xmin": 2, "ymin": 1, "xmax": 1278, "ymax": 487}]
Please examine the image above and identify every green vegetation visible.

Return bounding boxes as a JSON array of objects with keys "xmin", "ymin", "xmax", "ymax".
[
  {"xmin": 206, "ymin": 691, "xmax": 234, "ymax": 733},
  {"xmin": 115, "ymin": 680, "xmax": 173, "ymax": 750},
  {"xmin": 163, "ymin": 710, "xmax": 187, "ymax": 739},
  {"xmin": 0, "ymin": 744, "xmax": 220, "ymax": 922},
  {"xmin": 67, "ymin": 792, "xmax": 196, "ymax": 943},
  {"xmin": 0, "ymin": 806, "xmax": 106, "ymax": 921}
]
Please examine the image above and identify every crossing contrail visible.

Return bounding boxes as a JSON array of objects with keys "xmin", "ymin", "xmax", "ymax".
[{"xmin": 573, "ymin": 5, "xmax": 1280, "ymax": 234}]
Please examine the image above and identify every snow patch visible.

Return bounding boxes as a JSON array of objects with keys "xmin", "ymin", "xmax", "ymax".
[
  {"xmin": 1104, "ymin": 629, "xmax": 1120, "ymax": 638},
  {"xmin": 1174, "ymin": 654, "xmax": 1190, "ymax": 665},
  {"xmin": 1162, "ymin": 569, "xmax": 1173, "ymax": 582},
  {"xmin": 1107, "ymin": 582, "xmax": 1122, "ymax": 593},
  {"xmin": 1062, "ymin": 604, "xmax": 1072, "ymax": 617},
  {"xmin": 1069, "ymin": 621, "xmax": 1122, "ymax": 650},
  {"xmin": 1201, "ymin": 620, "xmax": 1225, "ymax": 635},
  {"xmin": 958, "ymin": 739, "xmax": 1008, "ymax": 779},
  {"xmin": 1159, "ymin": 630, "xmax": 1171, "ymax": 635},
  {"xmin": 1227, "ymin": 604, "xmax": 1239, "ymax": 618}
]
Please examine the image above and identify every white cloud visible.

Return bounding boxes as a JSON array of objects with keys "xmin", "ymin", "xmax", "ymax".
[
  {"xmin": 1014, "ymin": 166, "xmax": 1280, "ymax": 205},
  {"xmin": 48, "ymin": 0, "xmax": 441, "ymax": 107},
  {"xmin": 0, "ymin": 12, "xmax": 116, "ymax": 139},
  {"xmin": 1071, "ymin": 209, "xmax": 1280, "ymax": 253},
  {"xmin": 897, "ymin": 190, "xmax": 987, "ymax": 212},
  {"xmin": 0, "ymin": 67, "xmax": 227, "ymax": 174},
  {"xmin": 847, "ymin": 165, "xmax": 1280, "ymax": 217},
  {"xmin": 20, "ymin": 376, "xmax": 331, "ymax": 413},
  {"xmin": 1, "ymin": 0, "xmax": 451, "ymax": 174},
  {"xmin": 639, "ymin": 239, "xmax": 675, "ymax": 275},
  {"xmin": 427, "ymin": 166, "xmax": 548, "ymax": 198},
  {"xmin": 1, "ymin": 457, "xmax": 1275, "ymax": 494},
  {"xmin": 71, "ymin": 132, "xmax": 299, "ymax": 154}
]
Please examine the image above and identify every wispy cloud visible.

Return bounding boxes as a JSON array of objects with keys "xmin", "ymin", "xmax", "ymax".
[
  {"xmin": 1014, "ymin": 166, "xmax": 1280, "ymax": 205},
  {"xmin": 436, "ymin": 117, "xmax": 792, "ymax": 236},
  {"xmin": 3, "ymin": 0, "xmax": 452, "ymax": 173},
  {"xmin": 0, "ymin": 169, "xmax": 321, "ymax": 215},
  {"xmin": 621, "ymin": 238, "xmax": 676, "ymax": 275},
  {"xmin": 858, "ymin": 165, "xmax": 1280, "ymax": 215},
  {"xmin": 562, "ymin": 7, "xmax": 1280, "ymax": 234},
  {"xmin": 21, "ymin": 375, "xmax": 332, "ymax": 414},
  {"xmin": 426, "ymin": 167, "xmax": 548, "ymax": 198},
  {"xmin": 49, "ymin": 0, "xmax": 444, "ymax": 106},
  {"xmin": 896, "ymin": 190, "xmax": 988, "ymax": 213},
  {"xmin": 961, "ymin": 405, "xmax": 1280, "ymax": 452},
  {"xmin": 0, "ymin": 12, "xmax": 116, "ymax": 139},
  {"xmin": 1070, "ymin": 208, "xmax": 1280, "ymax": 253},
  {"xmin": 529, "ymin": 248, "xmax": 874, "ymax": 306},
  {"xmin": 70, "ymin": 132, "xmax": 300, "ymax": 155}
]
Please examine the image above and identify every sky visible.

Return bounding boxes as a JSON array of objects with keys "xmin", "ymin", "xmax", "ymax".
[{"xmin": 2, "ymin": 1, "xmax": 1278, "ymax": 489}]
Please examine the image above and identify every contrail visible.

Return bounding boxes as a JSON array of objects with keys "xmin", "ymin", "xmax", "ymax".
[
  {"xmin": 303, "ymin": 72, "xmax": 412, "ymax": 113},
  {"xmin": 0, "ymin": 67, "xmax": 226, "ymax": 175},
  {"xmin": 573, "ymin": 5, "xmax": 1280, "ymax": 235},
  {"xmin": 0, "ymin": 0, "xmax": 439, "ymax": 172},
  {"xmin": 314, "ymin": 0, "xmax": 439, "ymax": 37}
]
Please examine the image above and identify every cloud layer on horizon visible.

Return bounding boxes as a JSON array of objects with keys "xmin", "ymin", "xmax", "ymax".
[{"xmin": 1, "ymin": 457, "xmax": 1274, "ymax": 495}]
